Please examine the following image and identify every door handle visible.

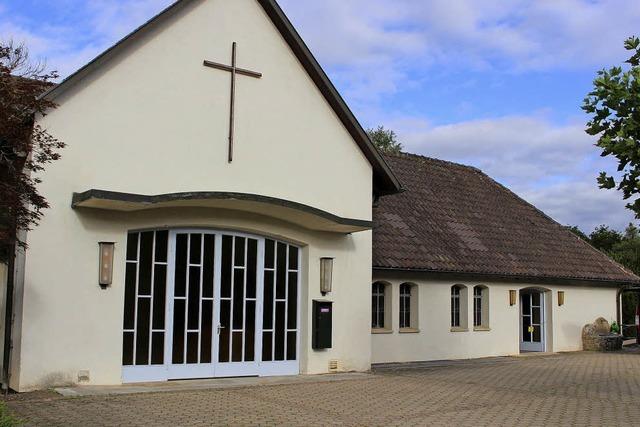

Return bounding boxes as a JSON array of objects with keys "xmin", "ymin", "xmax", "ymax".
[{"xmin": 217, "ymin": 325, "xmax": 226, "ymax": 335}]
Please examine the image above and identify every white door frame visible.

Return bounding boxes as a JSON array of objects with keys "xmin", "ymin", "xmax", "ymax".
[
  {"xmin": 122, "ymin": 228, "xmax": 301, "ymax": 383},
  {"xmin": 519, "ymin": 289, "xmax": 546, "ymax": 352}
]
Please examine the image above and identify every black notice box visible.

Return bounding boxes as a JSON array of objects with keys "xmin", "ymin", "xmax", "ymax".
[{"xmin": 312, "ymin": 300, "xmax": 332, "ymax": 350}]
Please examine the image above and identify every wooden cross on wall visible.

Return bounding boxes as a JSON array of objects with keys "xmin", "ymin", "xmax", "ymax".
[{"xmin": 203, "ymin": 42, "xmax": 262, "ymax": 163}]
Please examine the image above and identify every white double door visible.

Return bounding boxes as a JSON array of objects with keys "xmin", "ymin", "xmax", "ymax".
[
  {"xmin": 165, "ymin": 230, "xmax": 261, "ymax": 379},
  {"xmin": 122, "ymin": 228, "xmax": 300, "ymax": 383}
]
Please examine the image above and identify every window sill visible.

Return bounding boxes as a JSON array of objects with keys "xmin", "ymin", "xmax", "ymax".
[
  {"xmin": 450, "ymin": 327, "xmax": 469, "ymax": 333},
  {"xmin": 399, "ymin": 328, "xmax": 420, "ymax": 334},
  {"xmin": 473, "ymin": 326, "xmax": 491, "ymax": 332},
  {"xmin": 371, "ymin": 328, "xmax": 393, "ymax": 334}
]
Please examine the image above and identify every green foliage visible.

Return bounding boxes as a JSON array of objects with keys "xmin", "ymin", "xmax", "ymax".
[
  {"xmin": 366, "ymin": 126, "xmax": 403, "ymax": 154},
  {"xmin": 583, "ymin": 36, "xmax": 640, "ymax": 217},
  {"xmin": 610, "ymin": 321, "xmax": 620, "ymax": 334},
  {"xmin": 572, "ymin": 223, "xmax": 640, "ymax": 333},
  {"xmin": 589, "ymin": 225, "xmax": 622, "ymax": 252},
  {"xmin": 0, "ymin": 402, "xmax": 21, "ymax": 427},
  {"xmin": 566, "ymin": 225, "xmax": 590, "ymax": 242},
  {"xmin": 0, "ymin": 41, "xmax": 63, "ymax": 264}
]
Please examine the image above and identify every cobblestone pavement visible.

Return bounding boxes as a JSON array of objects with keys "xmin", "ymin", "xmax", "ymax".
[{"xmin": 6, "ymin": 351, "xmax": 640, "ymax": 426}]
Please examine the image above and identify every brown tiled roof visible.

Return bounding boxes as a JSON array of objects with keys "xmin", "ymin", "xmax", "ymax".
[{"xmin": 373, "ymin": 152, "xmax": 640, "ymax": 285}]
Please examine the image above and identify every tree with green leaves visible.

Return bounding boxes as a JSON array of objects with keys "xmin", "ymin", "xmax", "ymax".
[
  {"xmin": 583, "ymin": 36, "xmax": 640, "ymax": 216},
  {"xmin": 589, "ymin": 225, "xmax": 623, "ymax": 252},
  {"xmin": 566, "ymin": 225, "xmax": 589, "ymax": 242},
  {"xmin": 0, "ymin": 41, "xmax": 63, "ymax": 264},
  {"xmin": 570, "ymin": 223, "xmax": 640, "ymax": 336},
  {"xmin": 366, "ymin": 126, "xmax": 403, "ymax": 154}
]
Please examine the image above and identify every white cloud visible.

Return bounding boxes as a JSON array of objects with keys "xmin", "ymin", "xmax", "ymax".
[
  {"xmin": 83, "ymin": 0, "xmax": 174, "ymax": 43},
  {"xmin": 0, "ymin": 0, "xmax": 174, "ymax": 78},
  {"xmin": 391, "ymin": 113, "xmax": 637, "ymax": 232},
  {"xmin": 397, "ymin": 114, "xmax": 589, "ymax": 182},
  {"xmin": 6, "ymin": 0, "xmax": 639, "ymax": 96},
  {"xmin": 520, "ymin": 181, "xmax": 635, "ymax": 233},
  {"xmin": 301, "ymin": 0, "xmax": 640, "ymax": 70},
  {"xmin": 280, "ymin": 0, "xmax": 640, "ymax": 106},
  {"xmin": 3, "ymin": 0, "xmax": 637, "ymax": 232}
]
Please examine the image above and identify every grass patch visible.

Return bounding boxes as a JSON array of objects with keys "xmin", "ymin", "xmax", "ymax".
[{"xmin": 0, "ymin": 402, "xmax": 21, "ymax": 427}]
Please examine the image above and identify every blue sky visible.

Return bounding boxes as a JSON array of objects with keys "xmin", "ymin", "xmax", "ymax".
[{"xmin": 2, "ymin": 0, "xmax": 640, "ymax": 232}]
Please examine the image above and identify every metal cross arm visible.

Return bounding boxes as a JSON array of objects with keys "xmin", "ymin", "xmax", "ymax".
[
  {"xmin": 203, "ymin": 42, "xmax": 262, "ymax": 163},
  {"xmin": 203, "ymin": 60, "xmax": 263, "ymax": 79}
]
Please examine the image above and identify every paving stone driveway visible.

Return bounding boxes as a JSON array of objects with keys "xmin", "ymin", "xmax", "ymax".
[{"xmin": 6, "ymin": 351, "xmax": 640, "ymax": 426}]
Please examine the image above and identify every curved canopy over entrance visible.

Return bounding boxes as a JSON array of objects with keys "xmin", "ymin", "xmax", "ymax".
[{"xmin": 72, "ymin": 189, "xmax": 371, "ymax": 234}]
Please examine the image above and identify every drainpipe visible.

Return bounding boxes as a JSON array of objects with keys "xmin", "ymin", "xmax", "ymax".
[
  {"xmin": 2, "ymin": 244, "xmax": 15, "ymax": 395},
  {"xmin": 616, "ymin": 287, "xmax": 623, "ymax": 330},
  {"xmin": 636, "ymin": 301, "xmax": 640, "ymax": 346}
]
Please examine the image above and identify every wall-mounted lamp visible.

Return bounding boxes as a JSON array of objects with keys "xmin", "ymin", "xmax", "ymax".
[
  {"xmin": 99, "ymin": 242, "xmax": 115, "ymax": 289},
  {"xmin": 320, "ymin": 258, "xmax": 333, "ymax": 296},
  {"xmin": 509, "ymin": 290, "xmax": 517, "ymax": 306},
  {"xmin": 558, "ymin": 291, "xmax": 565, "ymax": 306}
]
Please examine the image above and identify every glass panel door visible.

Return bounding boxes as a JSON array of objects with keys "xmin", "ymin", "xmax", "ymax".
[
  {"xmin": 123, "ymin": 229, "xmax": 301, "ymax": 382},
  {"xmin": 121, "ymin": 230, "xmax": 170, "ymax": 382},
  {"xmin": 214, "ymin": 235, "xmax": 261, "ymax": 377},
  {"xmin": 166, "ymin": 231, "xmax": 217, "ymax": 379},
  {"xmin": 260, "ymin": 239, "xmax": 300, "ymax": 376},
  {"xmin": 520, "ymin": 291, "xmax": 545, "ymax": 352}
]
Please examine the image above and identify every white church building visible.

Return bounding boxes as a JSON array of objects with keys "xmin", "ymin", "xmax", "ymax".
[{"xmin": 2, "ymin": 0, "xmax": 638, "ymax": 392}]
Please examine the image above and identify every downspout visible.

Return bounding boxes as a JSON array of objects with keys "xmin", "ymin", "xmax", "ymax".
[
  {"xmin": 616, "ymin": 286, "xmax": 623, "ymax": 330},
  {"xmin": 2, "ymin": 244, "xmax": 15, "ymax": 394}
]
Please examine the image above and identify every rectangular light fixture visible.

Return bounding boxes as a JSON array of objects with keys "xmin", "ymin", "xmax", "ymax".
[
  {"xmin": 320, "ymin": 258, "xmax": 333, "ymax": 295},
  {"xmin": 558, "ymin": 291, "xmax": 565, "ymax": 306},
  {"xmin": 99, "ymin": 242, "xmax": 115, "ymax": 288},
  {"xmin": 509, "ymin": 290, "xmax": 517, "ymax": 306}
]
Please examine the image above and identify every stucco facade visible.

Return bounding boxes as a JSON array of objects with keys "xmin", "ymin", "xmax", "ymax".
[
  {"xmin": 371, "ymin": 272, "xmax": 618, "ymax": 364},
  {"xmin": 11, "ymin": 0, "xmax": 376, "ymax": 391},
  {"xmin": 2, "ymin": 0, "xmax": 633, "ymax": 394}
]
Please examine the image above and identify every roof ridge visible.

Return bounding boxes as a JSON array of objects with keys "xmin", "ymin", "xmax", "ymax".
[
  {"xmin": 473, "ymin": 169, "xmax": 640, "ymax": 280},
  {"xmin": 385, "ymin": 151, "xmax": 483, "ymax": 173},
  {"xmin": 376, "ymin": 152, "xmax": 640, "ymax": 284}
]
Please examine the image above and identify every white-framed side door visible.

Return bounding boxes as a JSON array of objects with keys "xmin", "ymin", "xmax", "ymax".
[
  {"xmin": 520, "ymin": 291, "xmax": 545, "ymax": 352},
  {"xmin": 165, "ymin": 230, "xmax": 218, "ymax": 379},
  {"xmin": 213, "ymin": 233, "xmax": 264, "ymax": 377}
]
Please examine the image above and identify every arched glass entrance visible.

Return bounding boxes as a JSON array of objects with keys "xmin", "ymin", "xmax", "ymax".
[
  {"xmin": 520, "ymin": 289, "xmax": 545, "ymax": 352},
  {"xmin": 121, "ymin": 229, "xmax": 301, "ymax": 382}
]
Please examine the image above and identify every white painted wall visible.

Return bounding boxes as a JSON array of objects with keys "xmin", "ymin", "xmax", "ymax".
[
  {"xmin": 371, "ymin": 273, "xmax": 618, "ymax": 364},
  {"xmin": 38, "ymin": 0, "xmax": 372, "ymax": 221},
  {"xmin": 17, "ymin": 209, "xmax": 372, "ymax": 391},
  {"xmin": 14, "ymin": 0, "xmax": 374, "ymax": 391}
]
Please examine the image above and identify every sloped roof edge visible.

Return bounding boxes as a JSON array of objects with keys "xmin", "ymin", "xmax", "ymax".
[
  {"xmin": 372, "ymin": 152, "xmax": 640, "ymax": 286},
  {"xmin": 39, "ymin": 0, "xmax": 402, "ymax": 196}
]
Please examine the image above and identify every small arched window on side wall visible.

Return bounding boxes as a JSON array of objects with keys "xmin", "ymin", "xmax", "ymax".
[
  {"xmin": 473, "ymin": 285, "xmax": 490, "ymax": 330},
  {"xmin": 399, "ymin": 283, "xmax": 419, "ymax": 331},
  {"xmin": 372, "ymin": 282, "xmax": 387, "ymax": 329},
  {"xmin": 451, "ymin": 285, "xmax": 468, "ymax": 331}
]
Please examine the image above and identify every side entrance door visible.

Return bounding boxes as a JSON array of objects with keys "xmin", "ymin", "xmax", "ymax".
[{"xmin": 520, "ymin": 290, "xmax": 545, "ymax": 352}]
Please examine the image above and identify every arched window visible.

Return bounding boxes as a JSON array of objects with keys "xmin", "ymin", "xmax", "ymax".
[
  {"xmin": 451, "ymin": 285, "xmax": 468, "ymax": 330},
  {"xmin": 451, "ymin": 285, "xmax": 462, "ymax": 327},
  {"xmin": 473, "ymin": 285, "xmax": 489, "ymax": 329},
  {"xmin": 400, "ymin": 283, "xmax": 411, "ymax": 328},
  {"xmin": 372, "ymin": 282, "xmax": 386, "ymax": 329}
]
